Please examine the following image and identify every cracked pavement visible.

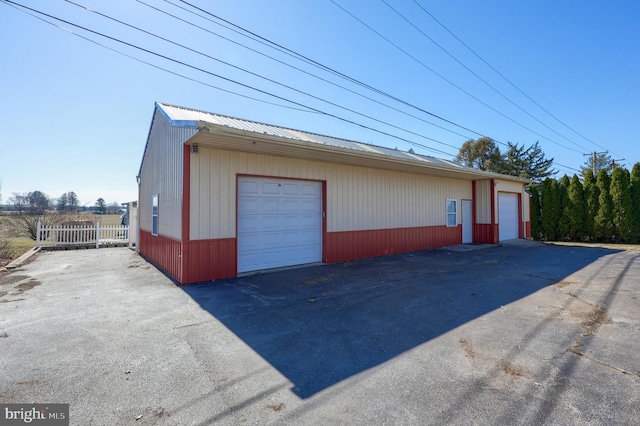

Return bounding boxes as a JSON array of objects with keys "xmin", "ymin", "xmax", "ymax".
[{"xmin": 0, "ymin": 242, "xmax": 639, "ymax": 425}]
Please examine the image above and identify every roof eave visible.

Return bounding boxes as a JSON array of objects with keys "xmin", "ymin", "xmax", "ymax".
[{"xmin": 192, "ymin": 122, "xmax": 530, "ymax": 183}]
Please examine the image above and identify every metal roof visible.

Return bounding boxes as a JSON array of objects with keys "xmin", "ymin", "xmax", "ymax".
[{"xmin": 155, "ymin": 102, "xmax": 529, "ymax": 183}]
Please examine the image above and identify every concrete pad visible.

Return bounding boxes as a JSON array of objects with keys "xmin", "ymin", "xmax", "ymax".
[{"xmin": 1, "ymin": 245, "xmax": 639, "ymax": 425}]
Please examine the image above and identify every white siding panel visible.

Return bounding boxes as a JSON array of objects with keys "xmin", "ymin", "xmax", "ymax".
[{"xmin": 139, "ymin": 109, "xmax": 196, "ymax": 240}]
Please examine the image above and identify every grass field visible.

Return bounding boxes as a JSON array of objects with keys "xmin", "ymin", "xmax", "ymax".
[{"xmin": 93, "ymin": 214, "xmax": 123, "ymax": 226}]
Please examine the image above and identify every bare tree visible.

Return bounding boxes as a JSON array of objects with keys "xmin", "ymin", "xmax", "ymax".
[
  {"xmin": 107, "ymin": 202, "xmax": 121, "ymax": 215},
  {"xmin": 0, "ymin": 216, "xmax": 13, "ymax": 260},
  {"xmin": 8, "ymin": 192, "xmax": 29, "ymax": 214},
  {"xmin": 13, "ymin": 211, "xmax": 61, "ymax": 240}
]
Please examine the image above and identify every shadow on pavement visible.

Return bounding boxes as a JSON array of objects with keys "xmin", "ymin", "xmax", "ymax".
[{"xmin": 182, "ymin": 243, "xmax": 617, "ymax": 398}]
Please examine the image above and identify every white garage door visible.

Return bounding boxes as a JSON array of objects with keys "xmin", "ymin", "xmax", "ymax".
[
  {"xmin": 238, "ymin": 177, "xmax": 322, "ymax": 273},
  {"xmin": 498, "ymin": 193, "xmax": 519, "ymax": 241}
]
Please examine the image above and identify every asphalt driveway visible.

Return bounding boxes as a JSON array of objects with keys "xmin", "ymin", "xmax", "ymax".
[{"xmin": 1, "ymin": 242, "xmax": 639, "ymax": 425}]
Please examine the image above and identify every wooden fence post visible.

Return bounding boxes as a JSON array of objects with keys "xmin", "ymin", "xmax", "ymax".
[
  {"xmin": 96, "ymin": 222, "xmax": 100, "ymax": 249},
  {"xmin": 36, "ymin": 221, "xmax": 41, "ymax": 248}
]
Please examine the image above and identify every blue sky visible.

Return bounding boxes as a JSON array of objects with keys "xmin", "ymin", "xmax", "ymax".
[{"xmin": 1, "ymin": 0, "xmax": 639, "ymax": 207}]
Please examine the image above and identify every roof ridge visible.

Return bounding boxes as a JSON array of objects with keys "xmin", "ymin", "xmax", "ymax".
[{"xmin": 156, "ymin": 101, "xmax": 439, "ymax": 160}]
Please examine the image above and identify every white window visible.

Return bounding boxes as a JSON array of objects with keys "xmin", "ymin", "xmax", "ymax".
[
  {"xmin": 152, "ymin": 194, "xmax": 159, "ymax": 236},
  {"xmin": 446, "ymin": 199, "xmax": 457, "ymax": 227}
]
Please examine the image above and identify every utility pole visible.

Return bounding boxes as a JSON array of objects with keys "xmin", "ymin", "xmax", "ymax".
[
  {"xmin": 610, "ymin": 158, "xmax": 625, "ymax": 170},
  {"xmin": 583, "ymin": 151, "xmax": 608, "ymax": 175}
]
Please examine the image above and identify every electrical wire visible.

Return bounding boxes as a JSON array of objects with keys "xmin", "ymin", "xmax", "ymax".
[
  {"xmin": 3, "ymin": 0, "xmax": 586, "ymax": 175},
  {"xmin": 171, "ymin": 0, "xmax": 502, "ymax": 143},
  {"xmin": 63, "ymin": 0, "xmax": 463, "ymax": 153},
  {"xmin": 0, "ymin": 0, "xmax": 458, "ymax": 157},
  {"xmin": 135, "ymin": 0, "xmax": 475, "ymax": 142},
  {"xmin": 379, "ymin": 0, "xmax": 593, "ymax": 154},
  {"xmin": 411, "ymin": 0, "xmax": 622, "ymax": 158},
  {"xmin": 329, "ymin": 0, "xmax": 585, "ymax": 155},
  {"xmin": 0, "ymin": 2, "xmax": 314, "ymax": 114}
]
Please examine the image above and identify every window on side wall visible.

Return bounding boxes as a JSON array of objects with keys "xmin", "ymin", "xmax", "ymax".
[
  {"xmin": 446, "ymin": 199, "xmax": 457, "ymax": 227},
  {"xmin": 152, "ymin": 194, "xmax": 159, "ymax": 236}
]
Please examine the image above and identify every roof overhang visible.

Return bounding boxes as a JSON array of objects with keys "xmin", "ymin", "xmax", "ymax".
[{"xmin": 189, "ymin": 121, "xmax": 530, "ymax": 183}]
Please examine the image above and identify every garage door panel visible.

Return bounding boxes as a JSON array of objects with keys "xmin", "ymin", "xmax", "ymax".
[
  {"xmin": 238, "ymin": 198, "xmax": 260, "ymax": 214},
  {"xmin": 281, "ymin": 199, "xmax": 300, "ymax": 213},
  {"xmin": 300, "ymin": 199, "xmax": 320, "ymax": 213},
  {"xmin": 302, "ymin": 183, "xmax": 320, "ymax": 195},
  {"xmin": 296, "ymin": 229, "xmax": 321, "ymax": 244},
  {"xmin": 298, "ymin": 215, "xmax": 320, "ymax": 228},
  {"xmin": 237, "ymin": 215, "xmax": 261, "ymax": 233},
  {"xmin": 238, "ymin": 180, "xmax": 259, "ymax": 195},
  {"xmin": 238, "ymin": 253, "xmax": 261, "ymax": 272},
  {"xmin": 259, "ymin": 199, "xmax": 280, "ymax": 214},
  {"xmin": 283, "ymin": 183, "xmax": 300, "ymax": 195},
  {"xmin": 238, "ymin": 177, "xmax": 322, "ymax": 273},
  {"xmin": 499, "ymin": 193, "xmax": 519, "ymax": 241},
  {"xmin": 261, "ymin": 182, "xmax": 280, "ymax": 195}
]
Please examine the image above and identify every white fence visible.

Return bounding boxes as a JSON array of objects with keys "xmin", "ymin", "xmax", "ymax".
[{"xmin": 36, "ymin": 221, "xmax": 132, "ymax": 248}]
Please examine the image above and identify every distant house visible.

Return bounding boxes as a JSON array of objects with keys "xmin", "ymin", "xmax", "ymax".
[{"xmin": 137, "ymin": 102, "xmax": 530, "ymax": 285}]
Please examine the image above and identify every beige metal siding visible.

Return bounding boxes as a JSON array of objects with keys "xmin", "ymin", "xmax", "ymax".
[
  {"xmin": 139, "ymin": 110, "xmax": 197, "ymax": 240},
  {"xmin": 190, "ymin": 147, "xmax": 472, "ymax": 240},
  {"xmin": 475, "ymin": 179, "xmax": 493, "ymax": 224}
]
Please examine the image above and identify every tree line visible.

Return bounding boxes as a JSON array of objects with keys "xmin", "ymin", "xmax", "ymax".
[
  {"xmin": 4, "ymin": 191, "xmax": 122, "ymax": 215},
  {"xmin": 530, "ymin": 164, "xmax": 640, "ymax": 243},
  {"xmin": 455, "ymin": 138, "xmax": 638, "ymax": 243}
]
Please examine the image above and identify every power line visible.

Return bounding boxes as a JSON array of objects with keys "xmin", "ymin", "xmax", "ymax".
[
  {"xmin": 4, "ymin": 0, "xmax": 595, "ymax": 176},
  {"xmin": 64, "ymin": 0, "xmax": 463, "ymax": 153},
  {"xmin": 410, "ymin": 0, "xmax": 623, "ymax": 158},
  {"xmin": 553, "ymin": 162, "xmax": 581, "ymax": 173},
  {"xmin": 171, "ymin": 0, "xmax": 501, "ymax": 143},
  {"xmin": 329, "ymin": 0, "xmax": 584, "ymax": 155},
  {"xmin": 0, "ymin": 2, "xmax": 315, "ymax": 114},
  {"xmin": 379, "ymin": 0, "xmax": 593, "ymax": 154},
  {"xmin": 0, "ymin": 0, "xmax": 457, "ymax": 158},
  {"xmin": 134, "ymin": 0, "xmax": 475, "ymax": 142}
]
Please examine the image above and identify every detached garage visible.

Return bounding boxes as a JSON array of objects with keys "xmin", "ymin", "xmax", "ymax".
[{"xmin": 138, "ymin": 102, "xmax": 530, "ymax": 284}]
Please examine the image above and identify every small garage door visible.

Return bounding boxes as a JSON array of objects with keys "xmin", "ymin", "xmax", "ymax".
[
  {"xmin": 238, "ymin": 177, "xmax": 322, "ymax": 273},
  {"xmin": 498, "ymin": 193, "xmax": 519, "ymax": 241}
]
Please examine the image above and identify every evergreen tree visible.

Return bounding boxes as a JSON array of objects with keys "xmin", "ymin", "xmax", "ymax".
[
  {"xmin": 566, "ymin": 175, "xmax": 587, "ymax": 241},
  {"xmin": 583, "ymin": 169, "xmax": 599, "ymax": 240},
  {"xmin": 610, "ymin": 167, "xmax": 633, "ymax": 242},
  {"xmin": 500, "ymin": 141, "xmax": 556, "ymax": 183},
  {"xmin": 630, "ymin": 163, "xmax": 640, "ymax": 243},
  {"xmin": 57, "ymin": 193, "xmax": 68, "ymax": 212},
  {"xmin": 95, "ymin": 198, "xmax": 107, "ymax": 214},
  {"xmin": 541, "ymin": 178, "xmax": 561, "ymax": 240},
  {"xmin": 557, "ymin": 175, "xmax": 572, "ymax": 240},
  {"xmin": 530, "ymin": 185, "xmax": 542, "ymax": 240},
  {"xmin": 594, "ymin": 170, "xmax": 613, "ymax": 241}
]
